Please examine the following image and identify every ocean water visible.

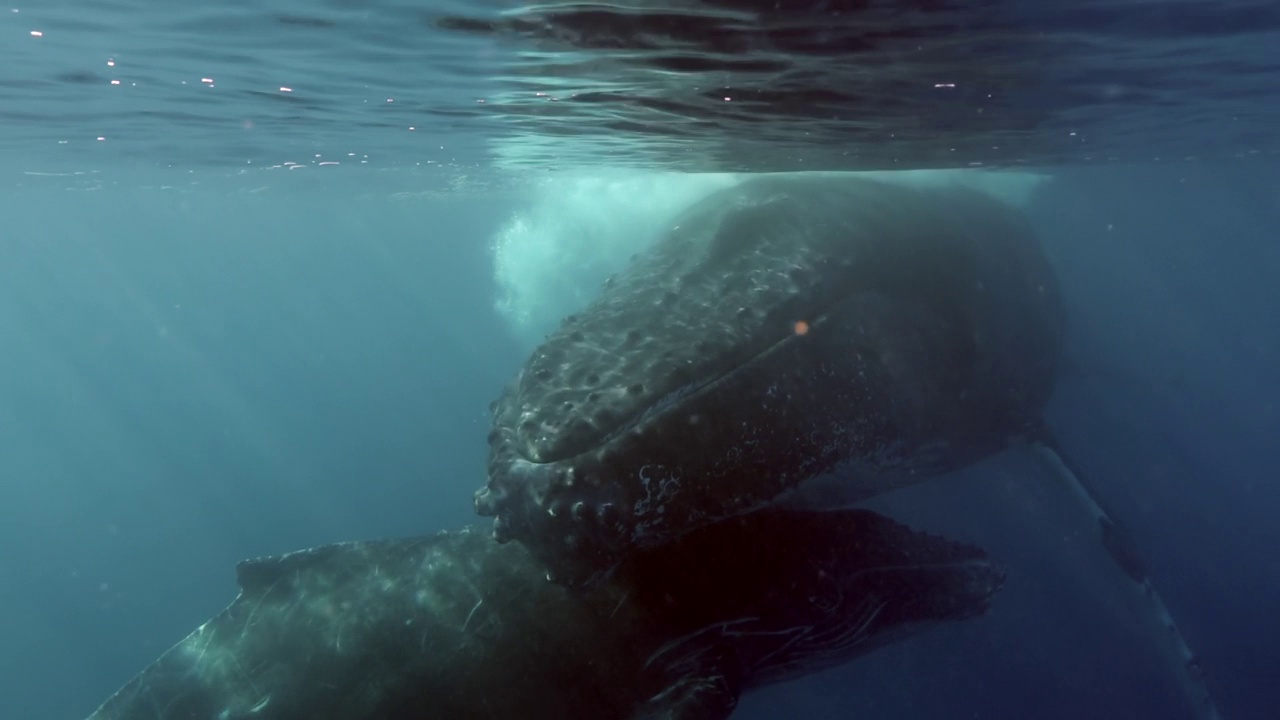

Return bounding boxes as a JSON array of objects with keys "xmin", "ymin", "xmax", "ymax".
[{"xmin": 1, "ymin": 1, "xmax": 1277, "ymax": 719}]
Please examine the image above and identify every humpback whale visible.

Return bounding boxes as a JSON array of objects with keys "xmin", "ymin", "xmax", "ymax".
[
  {"xmin": 478, "ymin": 175, "xmax": 1064, "ymax": 585},
  {"xmin": 84, "ymin": 509, "xmax": 1002, "ymax": 720},
  {"xmin": 478, "ymin": 173, "xmax": 1222, "ymax": 718}
]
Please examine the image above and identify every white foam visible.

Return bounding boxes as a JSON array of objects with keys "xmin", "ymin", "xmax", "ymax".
[{"xmin": 490, "ymin": 170, "xmax": 740, "ymax": 346}]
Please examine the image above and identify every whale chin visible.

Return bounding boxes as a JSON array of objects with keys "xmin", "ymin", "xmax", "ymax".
[{"xmin": 477, "ymin": 174, "xmax": 1063, "ymax": 586}]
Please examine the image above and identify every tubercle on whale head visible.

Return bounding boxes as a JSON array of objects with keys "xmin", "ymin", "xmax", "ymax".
[
  {"xmin": 479, "ymin": 364, "xmax": 704, "ymax": 584},
  {"xmin": 477, "ymin": 425, "xmax": 640, "ymax": 585}
]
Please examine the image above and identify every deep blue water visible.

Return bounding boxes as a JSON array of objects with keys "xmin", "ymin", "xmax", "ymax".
[{"xmin": 2, "ymin": 2, "xmax": 1278, "ymax": 719}]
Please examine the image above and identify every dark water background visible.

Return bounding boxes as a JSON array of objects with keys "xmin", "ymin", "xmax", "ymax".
[{"xmin": 1, "ymin": 0, "xmax": 1278, "ymax": 718}]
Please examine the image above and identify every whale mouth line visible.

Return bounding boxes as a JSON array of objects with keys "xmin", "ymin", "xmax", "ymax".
[{"xmin": 516, "ymin": 305, "xmax": 836, "ymax": 467}]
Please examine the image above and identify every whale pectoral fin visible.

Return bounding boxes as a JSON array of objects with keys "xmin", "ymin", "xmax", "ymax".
[
  {"xmin": 1026, "ymin": 436, "xmax": 1223, "ymax": 720},
  {"xmin": 637, "ymin": 650, "xmax": 743, "ymax": 720},
  {"xmin": 636, "ymin": 680, "xmax": 737, "ymax": 720}
]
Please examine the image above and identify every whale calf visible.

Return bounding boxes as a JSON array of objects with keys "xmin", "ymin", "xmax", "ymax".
[
  {"xmin": 85, "ymin": 508, "xmax": 1002, "ymax": 720},
  {"xmin": 478, "ymin": 175, "xmax": 1063, "ymax": 585}
]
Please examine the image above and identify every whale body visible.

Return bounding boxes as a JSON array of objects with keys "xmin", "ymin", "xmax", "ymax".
[
  {"xmin": 478, "ymin": 175, "xmax": 1063, "ymax": 584},
  {"xmin": 85, "ymin": 508, "xmax": 1002, "ymax": 720}
]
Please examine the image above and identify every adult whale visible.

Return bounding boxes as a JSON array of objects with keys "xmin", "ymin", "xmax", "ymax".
[
  {"xmin": 478, "ymin": 174, "xmax": 1064, "ymax": 585},
  {"xmin": 83, "ymin": 508, "xmax": 1002, "ymax": 720},
  {"xmin": 478, "ymin": 173, "xmax": 1222, "ymax": 719}
]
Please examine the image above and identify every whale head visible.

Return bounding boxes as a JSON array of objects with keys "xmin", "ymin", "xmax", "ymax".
[{"xmin": 477, "ymin": 175, "xmax": 1062, "ymax": 585}]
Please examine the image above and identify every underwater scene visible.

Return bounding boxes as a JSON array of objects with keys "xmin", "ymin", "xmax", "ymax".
[{"xmin": 1, "ymin": 1, "xmax": 1277, "ymax": 719}]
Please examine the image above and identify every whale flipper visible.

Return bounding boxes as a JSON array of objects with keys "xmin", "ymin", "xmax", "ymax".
[
  {"xmin": 85, "ymin": 509, "xmax": 1003, "ymax": 720},
  {"xmin": 1027, "ymin": 432, "xmax": 1222, "ymax": 720}
]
